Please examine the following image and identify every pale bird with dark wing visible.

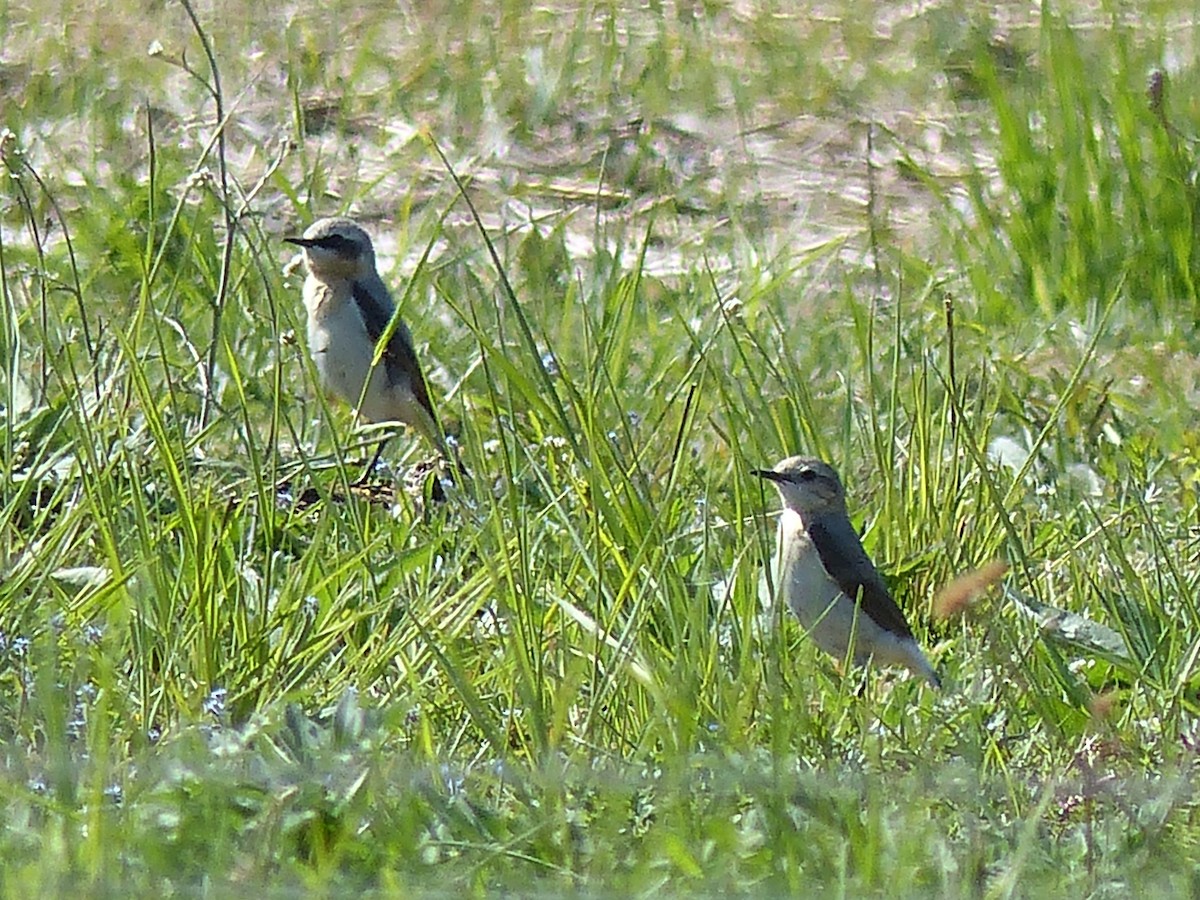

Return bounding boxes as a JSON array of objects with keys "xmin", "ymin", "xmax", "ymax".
[
  {"xmin": 754, "ymin": 456, "xmax": 940, "ymax": 687},
  {"xmin": 285, "ymin": 217, "xmax": 450, "ymax": 485}
]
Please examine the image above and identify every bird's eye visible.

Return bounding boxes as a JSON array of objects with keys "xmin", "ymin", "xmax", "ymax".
[{"xmin": 797, "ymin": 469, "xmax": 817, "ymax": 482}]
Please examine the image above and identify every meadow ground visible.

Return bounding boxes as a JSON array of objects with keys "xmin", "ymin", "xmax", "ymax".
[{"xmin": 2, "ymin": 0, "xmax": 1200, "ymax": 895}]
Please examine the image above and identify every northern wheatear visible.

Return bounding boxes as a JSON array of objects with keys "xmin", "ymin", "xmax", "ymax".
[
  {"xmin": 285, "ymin": 217, "xmax": 450, "ymax": 486},
  {"xmin": 753, "ymin": 456, "xmax": 940, "ymax": 687}
]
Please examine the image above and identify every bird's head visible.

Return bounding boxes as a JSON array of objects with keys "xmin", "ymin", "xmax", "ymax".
[
  {"xmin": 285, "ymin": 217, "xmax": 376, "ymax": 280},
  {"xmin": 752, "ymin": 456, "xmax": 847, "ymax": 518}
]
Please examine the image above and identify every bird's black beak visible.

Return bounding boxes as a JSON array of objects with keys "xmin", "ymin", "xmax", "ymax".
[
  {"xmin": 284, "ymin": 236, "xmax": 315, "ymax": 248},
  {"xmin": 751, "ymin": 468, "xmax": 785, "ymax": 483}
]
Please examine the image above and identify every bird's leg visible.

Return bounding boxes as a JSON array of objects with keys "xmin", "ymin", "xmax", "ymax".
[
  {"xmin": 445, "ymin": 441, "xmax": 470, "ymax": 483},
  {"xmin": 854, "ymin": 666, "xmax": 871, "ymax": 699},
  {"xmin": 354, "ymin": 437, "xmax": 389, "ymax": 486}
]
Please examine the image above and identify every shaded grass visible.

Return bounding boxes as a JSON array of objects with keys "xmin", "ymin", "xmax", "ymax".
[{"xmin": 2, "ymin": 0, "xmax": 1200, "ymax": 895}]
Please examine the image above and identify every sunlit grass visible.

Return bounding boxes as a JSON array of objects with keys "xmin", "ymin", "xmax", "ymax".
[{"xmin": 2, "ymin": 0, "xmax": 1199, "ymax": 894}]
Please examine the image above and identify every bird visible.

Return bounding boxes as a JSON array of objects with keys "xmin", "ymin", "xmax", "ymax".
[
  {"xmin": 285, "ymin": 216, "xmax": 452, "ymax": 489},
  {"xmin": 753, "ymin": 456, "xmax": 940, "ymax": 687}
]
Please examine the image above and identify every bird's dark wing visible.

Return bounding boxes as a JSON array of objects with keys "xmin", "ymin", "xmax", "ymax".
[
  {"xmin": 807, "ymin": 516, "xmax": 915, "ymax": 640},
  {"xmin": 352, "ymin": 280, "xmax": 437, "ymax": 423}
]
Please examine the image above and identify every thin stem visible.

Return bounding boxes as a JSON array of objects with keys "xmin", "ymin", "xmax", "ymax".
[{"xmin": 177, "ymin": 0, "xmax": 235, "ymax": 429}]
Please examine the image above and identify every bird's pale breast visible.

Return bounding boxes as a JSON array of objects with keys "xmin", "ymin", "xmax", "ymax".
[
  {"xmin": 774, "ymin": 510, "xmax": 844, "ymax": 635},
  {"xmin": 304, "ymin": 278, "xmax": 397, "ymax": 422}
]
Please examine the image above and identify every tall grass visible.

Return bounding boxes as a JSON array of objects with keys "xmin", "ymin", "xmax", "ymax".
[{"xmin": 1, "ymin": 0, "xmax": 1199, "ymax": 894}]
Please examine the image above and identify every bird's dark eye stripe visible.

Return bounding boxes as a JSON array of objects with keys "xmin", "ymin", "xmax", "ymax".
[
  {"xmin": 313, "ymin": 234, "xmax": 359, "ymax": 255},
  {"xmin": 797, "ymin": 469, "xmax": 817, "ymax": 481}
]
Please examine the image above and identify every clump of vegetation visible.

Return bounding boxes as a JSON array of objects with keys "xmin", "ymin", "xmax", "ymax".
[{"xmin": 0, "ymin": 1, "xmax": 1197, "ymax": 894}]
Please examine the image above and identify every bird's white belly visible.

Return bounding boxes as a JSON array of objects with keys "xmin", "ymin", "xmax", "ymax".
[{"xmin": 307, "ymin": 292, "xmax": 394, "ymax": 423}]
